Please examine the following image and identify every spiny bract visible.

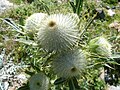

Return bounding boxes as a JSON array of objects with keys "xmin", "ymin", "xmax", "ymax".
[
  {"xmin": 89, "ymin": 36, "xmax": 112, "ymax": 57},
  {"xmin": 52, "ymin": 49, "xmax": 86, "ymax": 78},
  {"xmin": 37, "ymin": 14, "xmax": 79, "ymax": 52}
]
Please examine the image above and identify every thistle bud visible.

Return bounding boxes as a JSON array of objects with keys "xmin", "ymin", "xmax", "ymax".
[
  {"xmin": 52, "ymin": 49, "xmax": 86, "ymax": 78},
  {"xmin": 89, "ymin": 37, "xmax": 112, "ymax": 57},
  {"xmin": 29, "ymin": 73, "xmax": 49, "ymax": 90},
  {"xmin": 25, "ymin": 13, "xmax": 47, "ymax": 33}
]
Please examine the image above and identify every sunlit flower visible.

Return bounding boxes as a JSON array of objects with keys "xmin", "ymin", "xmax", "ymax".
[
  {"xmin": 52, "ymin": 49, "xmax": 86, "ymax": 78},
  {"xmin": 67, "ymin": 13, "xmax": 79, "ymax": 24},
  {"xmin": 25, "ymin": 13, "xmax": 47, "ymax": 33},
  {"xmin": 37, "ymin": 14, "xmax": 79, "ymax": 52},
  {"xmin": 89, "ymin": 37, "xmax": 112, "ymax": 57},
  {"xmin": 29, "ymin": 73, "xmax": 49, "ymax": 90}
]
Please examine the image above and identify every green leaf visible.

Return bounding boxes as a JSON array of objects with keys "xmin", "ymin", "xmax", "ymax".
[
  {"xmin": 110, "ymin": 53, "xmax": 120, "ymax": 62},
  {"xmin": 25, "ymin": 70, "xmax": 35, "ymax": 76},
  {"xmin": 54, "ymin": 77, "xmax": 66, "ymax": 85},
  {"xmin": 76, "ymin": 0, "xmax": 83, "ymax": 15},
  {"xmin": 69, "ymin": 2, "xmax": 76, "ymax": 13},
  {"xmin": 15, "ymin": 39, "xmax": 37, "ymax": 46},
  {"xmin": 104, "ymin": 64, "xmax": 115, "ymax": 70},
  {"xmin": 89, "ymin": 44, "xmax": 99, "ymax": 53},
  {"xmin": 0, "ymin": 18, "xmax": 25, "ymax": 34},
  {"xmin": 110, "ymin": 53, "xmax": 120, "ymax": 59},
  {"xmin": 31, "ymin": 63, "xmax": 41, "ymax": 72},
  {"xmin": 73, "ymin": 77, "xmax": 81, "ymax": 89},
  {"xmin": 17, "ymin": 84, "xmax": 29, "ymax": 90},
  {"xmin": 107, "ymin": 61, "xmax": 120, "ymax": 66},
  {"xmin": 68, "ymin": 79, "xmax": 76, "ymax": 90}
]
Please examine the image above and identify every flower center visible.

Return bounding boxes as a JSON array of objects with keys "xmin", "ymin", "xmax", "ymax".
[
  {"xmin": 71, "ymin": 67, "xmax": 77, "ymax": 72},
  {"xmin": 48, "ymin": 21, "xmax": 56, "ymax": 27},
  {"xmin": 36, "ymin": 82, "xmax": 41, "ymax": 87}
]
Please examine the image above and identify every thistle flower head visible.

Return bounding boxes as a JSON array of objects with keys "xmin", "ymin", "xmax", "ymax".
[
  {"xmin": 25, "ymin": 13, "xmax": 47, "ymax": 33},
  {"xmin": 52, "ymin": 49, "xmax": 86, "ymax": 78},
  {"xmin": 67, "ymin": 13, "xmax": 79, "ymax": 24},
  {"xmin": 29, "ymin": 73, "xmax": 49, "ymax": 90},
  {"xmin": 37, "ymin": 14, "xmax": 79, "ymax": 52},
  {"xmin": 89, "ymin": 37, "xmax": 112, "ymax": 57}
]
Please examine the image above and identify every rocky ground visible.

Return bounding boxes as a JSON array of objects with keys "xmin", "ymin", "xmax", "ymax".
[{"xmin": 0, "ymin": 0, "xmax": 16, "ymax": 15}]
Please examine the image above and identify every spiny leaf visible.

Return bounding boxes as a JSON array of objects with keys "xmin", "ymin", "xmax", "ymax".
[
  {"xmin": 17, "ymin": 84, "xmax": 29, "ymax": 90},
  {"xmin": 69, "ymin": 2, "xmax": 76, "ymax": 13},
  {"xmin": 0, "ymin": 18, "xmax": 25, "ymax": 34},
  {"xmin": 73, "ymin": 77, "xmax": 81, "ymax": 89},
  {"xmin": 14, "ymin": 39, "xmax": 37, "ymax": 46},
  {"xmin": 54, "ymin": 77, "xmax": 66, "ymax": 85},
  {"xmin": 25, "ymin": 70, "xmax": 35, "ymax": 76},
  {"xmin": 68, "ymin": 79, "xmax": 76, "ymax": 90}
]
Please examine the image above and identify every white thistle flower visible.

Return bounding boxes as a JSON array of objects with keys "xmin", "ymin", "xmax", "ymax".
[
  {"xmin": 29, "ymin": 73, "xmax": 49, "ymax": 90},
  {"xmin": 25, "ymin": 13, "xmax": 47, "ymax": 33},
  {"xmin": 37, "ymin": 14, "xmax": 79, "ymax": 52},
  {"xmin": 89, "ymin": 37, "xmax": 112, "ymax": 57},
  {"xmin": 67, "ymin": 13, "xmax": 79, "ymax": 24},
  {"xmin": 52, "ymin": 49, "xmax": 86, "ymax": 78}
]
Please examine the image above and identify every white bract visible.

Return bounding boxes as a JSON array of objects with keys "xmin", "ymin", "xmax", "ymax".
[
  {"xmin": 67, "ymin": 13, "xmax": 80, "ymax": 24},
  {"xmin": 25, "ymin": 13, "xmax": 47, "ymax": 33},
  {"xmin": 29, "ymin": 73, "xmax": 49, "ymax": 90},
  {"xmin": 52, "ymin": 49, "xmax": 86, "ymax": 78},
  {"xmin": 37, "ymin": 14, "xmax": 79, "ymax": 52}
]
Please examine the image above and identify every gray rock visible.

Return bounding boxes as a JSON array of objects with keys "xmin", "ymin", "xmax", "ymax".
[
  {"xmin": 0, "ymin": 0, "xmax": 14, "ymax": 14},
  {"xmin": 107, "ymin": 85, "xmax": 120, "ymax": 90}
]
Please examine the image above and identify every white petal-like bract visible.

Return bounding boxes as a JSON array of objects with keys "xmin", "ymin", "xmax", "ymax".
[
  {"xmin": 29, "ymin": 73, "xmax": 49, "ymax": 90},
  {"xmin": 37, "ymin": 14, "xmax": 79, "ymax": 52},
  {"xmin": 67, "ymin": 13, "xmax": 79, "ymax": 24},
  {"xmin": 52, "ymin": 49, "xmax": 86, "ymax": 78}
]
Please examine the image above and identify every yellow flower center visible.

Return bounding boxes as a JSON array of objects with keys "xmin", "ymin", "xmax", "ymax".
[
  {"xmin": 48, "ymin": 21, "xmax": 56, "ymax": 27},
  {"xmin": 71, "ymin": 67, "xmax": 77, "ymax": 72},
  {"xmin": 36, "ymin": 82, "xmax": 41, "ymax": 87}
]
